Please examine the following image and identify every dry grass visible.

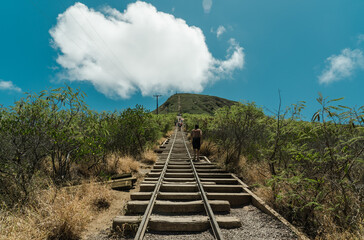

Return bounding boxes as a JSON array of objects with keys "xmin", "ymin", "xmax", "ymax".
[
  {"xmin": 253, "ymin": 186, "xmax": 275, "ymax": 206},
  {"xmin": 238, "ymin": 157, "xmax": 271, "ymax": 186},
  {"xmin": 315, "ymin": 214, "xmax": 363, "ymax": 240},
  {"xmin": 164, "ymin": 130, "xmax": 174, "ymax": 138},
  {"xmin": 156, "ymin": 130, "xmax": 174, "ymax": 145},
  {"xmin": 106, "ymin": 154, "xmax": 140, "ymax": 174},
  {"xmin": 0, "ymin": 181, "xmax": 114, "ymax": 240},
  {"xmin": 156, "ymin": 137, "xmax": 166, "ymax": 146},
  {"xmin": 199, "ymin": 140, "xmax": 218, "ymax": 158},
  {"xmin": 141, "ymin": 150, "xmax": 157, "ymax": 165},
  {"xmin": 234, "ymin": 156, "xmax": 276, "ymax": 207},
  {"xmin": 74, "ymin": 154, "xmax": 140, "ymax": 178}
]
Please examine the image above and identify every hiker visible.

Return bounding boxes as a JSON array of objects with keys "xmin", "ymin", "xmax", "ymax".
[
  {"xmin": 191, "ymin": 124, "xmax": 202, "ymax": 161},
  {"xmin": 178, "ymin": 121, "xmax": 182, "ymax": 131}
]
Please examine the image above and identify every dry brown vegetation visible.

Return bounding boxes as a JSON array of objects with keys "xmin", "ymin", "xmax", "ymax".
[
  {"xmin": 155, "ymin": 130, "xmax": 173, "ymax": 146},
  {"xmin": 207, "ymin": 140, "xmax": 363, "ymax": 240},
  {"xmin": 0, "ymin": 151, "xmax": 145, "ymax": 240},
  {"xmin": 105, "ymin": 154, "xmax": 140, "ymax": 175},
  {"xmin": 199, "ymin": 140, "xmax": 218, "ymax": 158},
  {"xmin": 141, "ymin": 150, "xmax": 158, "ymax": 165},
  {"xmin": 0, "ymin": 181, "xmax": 114, "ymax": 240},
  {"xmin": 236, "ymin": 157, "xmax": 276, "ymax": 206}
]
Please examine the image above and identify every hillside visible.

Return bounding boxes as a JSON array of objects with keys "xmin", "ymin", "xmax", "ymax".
[{"xmin": 155, "ymin": 93, "xmax": 237, "ymax": 115}]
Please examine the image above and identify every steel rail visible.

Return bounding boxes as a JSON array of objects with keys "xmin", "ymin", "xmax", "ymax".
[
  {"xmin": 182, "ymin": 129, "xmax": 224, "ymax": 240},
  {"xmin": 134, "ymin": 127, "xmax": 178, "ymax": 240}
]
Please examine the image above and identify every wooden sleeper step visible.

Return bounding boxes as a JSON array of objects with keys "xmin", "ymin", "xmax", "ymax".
[
  {"xmin": 140, "ymin": 183, "xmax": 244, "ymax": 193},
  {"xmin": 126, "ymin": 200, "xmax": 230, "ymax": 214},
  {"xmin": 130, "ymin": 192, "xmax": 251, "ymax": 207},
  {"xmin": 113, "ymin": 215, "xmax": 241, "ymax": 232}
]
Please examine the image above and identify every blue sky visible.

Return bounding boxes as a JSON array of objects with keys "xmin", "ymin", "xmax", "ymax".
[{"xmin": 1, "ymin": 0, "xmax": 364, "ymax": 118}]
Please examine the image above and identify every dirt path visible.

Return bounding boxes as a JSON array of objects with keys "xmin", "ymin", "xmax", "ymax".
[{"xmin": 81, "ymin": 164, "xmax": 151, "ymax": 240}]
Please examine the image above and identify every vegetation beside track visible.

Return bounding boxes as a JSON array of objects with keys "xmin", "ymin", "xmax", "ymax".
[
  {"xmin": 183, "ymin": 98, "xmax": 364, "ymax": 240},
  {"xmin": 0, "ymin": 86, "xmax": 175, "ymax": 239}
]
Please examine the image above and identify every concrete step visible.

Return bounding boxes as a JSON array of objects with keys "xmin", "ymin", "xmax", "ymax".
[
  {"xmin": 147, "ymin": 173, "xmax": 194, "ymax": 178},
  {"xmin": 207, "ymin": 192, "xmax": 251, "ymax": 206},
  {"xmin": 151, "ymin": 169, "xmax": 192, "ymax": 173},
  {"xmin": 142, "ymin": 181, "xmax": 216, "ymax": 185},
  {"xmin": 140, "ymin": 183, "xmax": 244, "ymax": 193},
  {"xmin": 126, "ymin": 200, "xmax": 230, "ymax": 214},
  {"xmin": 147, "ymin": 172, "xmax": 233, "ymax": 178},
  {"xmin": 196, "ymin": 169, "xmax": 227, "ymax": 173},
  {"xmin": 195, "ymin": 165, "xmax": 219, "ymax": 169},
  {"xmin": 201, "ymin": 178, "xmax": 238, "ymax": 184},
  {"xmin": 154, "ymin": 165, "xmax": 190, "ymax": 169},
  {"xmin": 144, "ymin": 177, "xmax": 238, "ymax": 184},
  {"xmin": 154, "ymin": 164, "xmax": 218, "ymax": 169},
  {"xmin": 131, "ymin": 192, "xmax": 201, "ymax": 201},
  {"xmin": 113, "ymin": 215, "xmax": 241, "ymax": 232},
  {"xmin": 157, "ymin": 160, "xmax": 190, "ymax": 163},
  {"xmin": 201, "ymin": 178, "xmax": 237, "ymax": 184},
  {"xmin": 145, "ymin": 177, "xmax": 195, "ymax": 182},
  {"xmin": 130, "ymin": 192, "xmax": 251, "ymax": 207},
  {"xmin": 198, "ymin": 173, "xmax": 232, "ymax": 178},
  {"xmin": 156, "ymin": 161, "xmax": 212, "ymax": 165},
  {"xmin": 151, "ymin": 169, "xmax": 226, "ymax": 173}
]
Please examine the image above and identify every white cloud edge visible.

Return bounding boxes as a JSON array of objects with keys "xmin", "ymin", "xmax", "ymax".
[
  {"xmin": 216, "ymin": 25, "xmax": 226, "ymax": 38},
  {"xmin": 0, "ymin": 80, "xmax": 22, "ymax": 92},
  {"xmin": 212, "ymin": 38, "xmax": 244, "ymax": 75},
  {"xmin": 318, "ymin": 48, "xmax": 364, "ymax": 85}
]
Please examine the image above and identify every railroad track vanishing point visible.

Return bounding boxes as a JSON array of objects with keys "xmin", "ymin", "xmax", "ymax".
[{"xmin": 113, "ymin": 127, "xmax": 307, "ymax": 240}]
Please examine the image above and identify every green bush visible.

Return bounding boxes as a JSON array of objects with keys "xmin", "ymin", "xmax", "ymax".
[
  {"xmin": 0, "ymin": 86, "xmax": 171, "ymax": 206},
  {"xmin": 183, "ymin": 97, "xmax": 364, "ymax": 238}
]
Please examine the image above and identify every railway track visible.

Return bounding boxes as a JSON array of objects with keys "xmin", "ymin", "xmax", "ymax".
[{"xmin": 113, "ymin": 127, "xmax": 306, "ymax": 240}]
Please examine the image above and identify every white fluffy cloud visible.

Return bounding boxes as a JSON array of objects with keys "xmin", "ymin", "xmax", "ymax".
[
  {"xmin": 202, "ymin": 0, "xmax": 212, "ymax": 13},
  {"xmin": 216, "ymin": 25, "xmax": 226, "ymax": 38},
  {"xmin": 0, "ymin": 80, "xmax": 21, "ymax": 92},
  {"xmin": 50, "ymin": 1, "xmax": 244, "ymax": 98},
  {"xmin": 213, "ymin": 39, "xmax": 244, "ymax": 75},
  {"xmin": 318, "ymin": 48, "xmax": 364, "ymax": 84}
]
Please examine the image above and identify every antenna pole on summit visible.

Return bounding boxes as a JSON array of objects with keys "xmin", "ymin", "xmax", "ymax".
[{"xmin": 153, "ymin": 94, "xmax": 162, "ymax": 115}]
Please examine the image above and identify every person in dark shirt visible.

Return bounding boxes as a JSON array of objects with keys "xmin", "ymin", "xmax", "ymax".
[{"xmin": 191, "ymin": 124, "xmax": 202, "ymax": 161}]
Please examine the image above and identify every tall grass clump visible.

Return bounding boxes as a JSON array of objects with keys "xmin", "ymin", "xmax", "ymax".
[
  {"xmin": 0, "ymin": 180, "xmax": 114, "ymax": 240},
  {"xmin": 141, "ymin": 150, "xmax": 158, "ymax": 165}
]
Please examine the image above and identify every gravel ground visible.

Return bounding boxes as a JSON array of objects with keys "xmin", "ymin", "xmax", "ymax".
[
  {"xmin": 141, "ymin": 205, "xmax": 297, "ymax": 240},
  {"xmin": 219, "ymin": 205, "xmax": 297, "ymax": 240},
  {"xmin": 82, "ymin": 202, "xmax": 297, "ymax": 240}
]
